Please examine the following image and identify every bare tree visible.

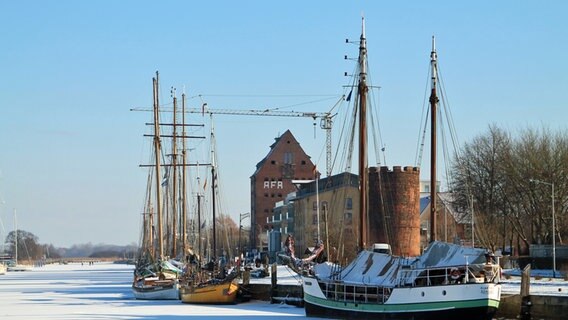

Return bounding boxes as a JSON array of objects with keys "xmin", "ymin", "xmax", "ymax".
[
  {"xmin": 450, "ymin": 125, "xmax": 568, "ymax": 255},
  {"xmin": 5, "ymin": 230, "xmax": 42, "ymax": 261}
]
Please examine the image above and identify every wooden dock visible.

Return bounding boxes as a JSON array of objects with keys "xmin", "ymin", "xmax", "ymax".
[
  {"xmin": 239, "ymin": 263, "xmax": 303, "ymax": 306},
  {"xmin": 497, "ymin": 294, "xmax": 568, "ymax": 320},
  {"xmin": 497, "ymin": 264, "xmax": 568, "ymax": 319}
]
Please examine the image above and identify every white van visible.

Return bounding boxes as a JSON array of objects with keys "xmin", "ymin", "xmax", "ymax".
[{"xmin": 372, "ymin": 243, "xmax": 392, "ymax": 255}]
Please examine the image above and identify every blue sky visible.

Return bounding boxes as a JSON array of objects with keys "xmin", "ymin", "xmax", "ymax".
[{"xmin": 0, "ymin": 1, "xmax": 566, "ymax": 247}]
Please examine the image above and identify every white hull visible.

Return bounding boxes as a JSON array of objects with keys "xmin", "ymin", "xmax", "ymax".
[
  {"xmin": 132, "ymin": 279, "xmax": 180, "ymax": 300},
  {"xmin": 8, "ymin": 264, "xmax": 33, "ymax": 272},
  {"xmin": 303, "ymin": 275, "xmax": 501, "ymax": 319}
]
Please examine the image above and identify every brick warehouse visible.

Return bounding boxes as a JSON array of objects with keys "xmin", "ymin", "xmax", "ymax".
[{"xmin": 250, "ymin": 130, "xmax": 316, "ymax": 250}]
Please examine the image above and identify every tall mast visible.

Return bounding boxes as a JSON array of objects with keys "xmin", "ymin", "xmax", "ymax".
[
  {"xmin": 152, "ymin": 72, "xmax": 164, "ymax": 259},
  {"xmin": 171, "ymin": 89, "xmax": 178, "ymax": 257},
  {"xmin": 210, "ymin": 119, "xmax": 217, "ymax": 259},
  {"xmin": 14, "ymin": 209, "xmax": 17, "ymax": 265},
  {"xmin": 357, "ymin": 17, "xmax": 369, "ymax": 250},
  {"xmin": 197, "ymin": 190, "xmax": 202, "ymax": 260},
  {"xmin": 181, "ymin": 92, "xmax": 188, "ymax": 255},
  {"xmin": 429, "ymin": 36, "xmax": 439, "ymax": 243},
  {"xmin": 144, "ymin": 172, "xmax": 154, "ymax": 257},
  {"xmin": 211, "ymin": 163, "xmax": 217, "ymax": 259}
]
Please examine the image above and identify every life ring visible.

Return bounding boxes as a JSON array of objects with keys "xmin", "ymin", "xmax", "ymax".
[{"xmin": 450, "ymin": 267, "xmax": 461, "ymax": 280}]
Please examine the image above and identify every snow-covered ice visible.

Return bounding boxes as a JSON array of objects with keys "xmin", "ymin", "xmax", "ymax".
[
  {"xmin": 2, "ymin": 262, "xmax": 567, "ymax": 319},
  {"xmin": 500, "ymin": 268, "xmax": 568, "ymax": 296},
  {"xmin": 0, "ymin": 262, "xmax": 310, "ymax": 319}
]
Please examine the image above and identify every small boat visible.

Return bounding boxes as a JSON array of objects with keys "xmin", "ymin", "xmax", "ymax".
[
  {"xmin": 301, "ymin": 18, "xmax": 501, "ymax": 320},
  {"xmin": 180, "ymin": 276, "xmax": 239, "ymax": 304},
  {"xmin": 132, "ymin": 259, "xmax": 181, "ymax": 300},
  {"xmin": 7, "ymin": 263, "xmax": 33, "ymax": 272},
  {"xmin": 132, "ymin": 275, "xmax": 179, "ymax": 299},
  {"xmin": 0, "ymin": 263, "xmax": 6, "ymax": 275},
  {"xmin": 8, "ymin": 209, "xmax": 33, "ymax": 272}
]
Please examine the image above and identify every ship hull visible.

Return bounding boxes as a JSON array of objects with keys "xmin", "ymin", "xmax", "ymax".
[
  {"xmin": 305, "ymin": 301, "xmax": 498, "ymax": 320},
  {"xmin": 7, "ymin": 264, "xmax": 33, "ymax": 272},
  {"xmin": 132, "ymin": 279, "xmax": 179, "ymax": 300},
  {"xmin": 180, "ymin": 279, "xmax": 238, "ymax": 304},
  {"xmin": 303, "ymin": 276, "xmax": 500, "ymax": 320}
]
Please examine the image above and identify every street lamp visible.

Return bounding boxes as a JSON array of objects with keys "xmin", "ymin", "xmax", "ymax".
[
  {"xmin": 238, "ymin": 213, "xmax": 250, "ymax": 258},
  {"xmin": 530, "ymin": 179, "xmax": 556, "ymax": 278}
]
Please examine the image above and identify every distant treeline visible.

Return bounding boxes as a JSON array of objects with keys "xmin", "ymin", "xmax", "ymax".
[{"xmin": 3, "ymin": 230, "xmax": 137, "ymax": 260}]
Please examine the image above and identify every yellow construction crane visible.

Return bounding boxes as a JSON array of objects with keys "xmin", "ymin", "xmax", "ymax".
[{"xmin": 131, "ymin": 96, "xmax": 343, "ymax": 177}]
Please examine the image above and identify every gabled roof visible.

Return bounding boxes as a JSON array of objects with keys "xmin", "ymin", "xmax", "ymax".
[
  {"xmin": 251, "ymin": 130, "xmax": 312, "ymax": 177},
  {"xmin": 419, "ymin": 192, "xmax": 468, "ymax": 224},
  {"xmin": 420, "ymin": 196, "xmax": 430, "ymax": 213}
]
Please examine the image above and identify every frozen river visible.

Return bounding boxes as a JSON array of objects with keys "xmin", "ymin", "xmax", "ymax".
[
  {"xmin": 0, "ymin": 262, "xmax": 308, "ymax": 319},
  {"xmin": 2, "ymin": 262, "xmax": 567, "ymax": 319}
]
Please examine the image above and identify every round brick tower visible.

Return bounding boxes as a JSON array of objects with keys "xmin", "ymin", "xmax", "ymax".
[{"xmin": 369, "ymin": 166, "xmax": 420, "ymax": 257}]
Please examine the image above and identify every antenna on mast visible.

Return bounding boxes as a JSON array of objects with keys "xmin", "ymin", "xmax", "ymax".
[{"xmin": 361, "ymin": 15, "xmax": 365, "ymax": 38}]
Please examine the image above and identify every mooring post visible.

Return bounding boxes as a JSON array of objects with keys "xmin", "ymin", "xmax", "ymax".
[
  {"xmin": 270, "ymin": 263, "xmax": 278, "ymax": 303},
  {"xmin": 243, "ymin": 267, "xmax": 250, "ymax": 285},
  {"xmin": 271, "ymin": 263, "xmax": 277, "ymax": 288},
  {"xmin": 520, "ymin": 264, "xmax": 532, "ymax": 320}
]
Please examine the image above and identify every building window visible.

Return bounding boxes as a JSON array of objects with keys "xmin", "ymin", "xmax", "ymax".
[
  {"xmin": 345, "ymin": 197, "xmax": 353, "ymax": 210},
  {"xmin": 277, "ymin": 193, "xmax": 282, "ymax": 198},
  {"xmin": 321, "ymin": 201, "xmax": 328, "ymax": 211},
  {"xmin": 271, "ymin": 160, "xmax": 276, "ymax": 165},
  {"xmin": 312, "ymin": 214, "xmax": 318, "ymax": 225},
  {"xmin": 264, "ymin": 193, "xmax": 269, "ymax": 197},
  {"xmin": 313, "ymin": 201, "xmax": 318, "ymax": 211},
  {"xmin": 344, "ymin": 212, "xmax": 352, "ymax": 225},
  {"xmin": 284, "ymin": 152, "xmax": 293, "ymax": 164},
  {"xmin": 301, "ymin": 160, "xmax": 306, "ymax": 165}
]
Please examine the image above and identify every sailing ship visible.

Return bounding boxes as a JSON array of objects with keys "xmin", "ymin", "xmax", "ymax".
[
  {"xmin": 7, "ymin": 209, "xmax": 33, "ymax": 272},
  {"xmin": 301, "ymin": 19, "xmax": 501, "ymax": 319},
  {"xmin": 179, "ymin": 118, "xmax": 239, "ymax": 304},
  {"xmin": 132, "ymin": 72, "xmax": 182, "ymax": 300}
]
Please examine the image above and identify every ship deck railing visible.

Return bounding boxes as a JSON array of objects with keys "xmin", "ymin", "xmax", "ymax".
[
  {"xmin": 318, "ymin": 281, "xmax": 392, "ymax": 304},
  {"xmin": 397, "ymin": 263, "xmax": 500, "ymax": 287},
  {"xmin": 316, "ymin": 263, "xmax": 500, "ymax": 305}
]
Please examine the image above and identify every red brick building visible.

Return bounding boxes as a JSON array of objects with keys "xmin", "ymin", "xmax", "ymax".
[{"xmin": 250, "ymin": 130, "xmax": 315, "ymax": 250}]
